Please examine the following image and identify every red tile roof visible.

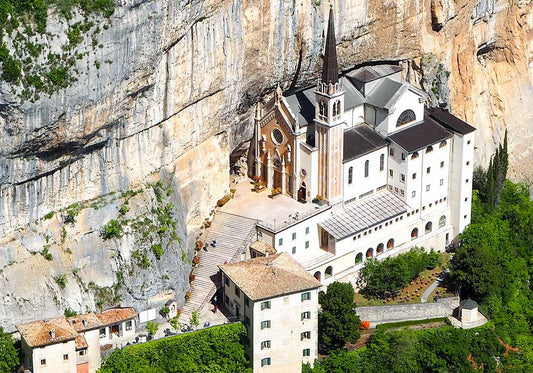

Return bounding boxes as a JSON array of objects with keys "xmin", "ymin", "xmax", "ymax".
[
  {"xmin": 97, "ymin": 307, "xmax": 136, "ymax": 326},
  {"xmin": 218, "ymin": 253, "xmax": 320, "ymax": 301},
  {"xmin": 67, "ymin": 313, "xmax": 103, "ymax": 332},
  {"xmin": 17, "ymin": 317, "xmax": 78, "ymax": 348},
  {"xmin": 75, "ymin": 335, "xmax": 88, "ymax": 350}
]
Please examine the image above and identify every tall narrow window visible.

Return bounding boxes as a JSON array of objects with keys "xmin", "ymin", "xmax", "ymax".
[
  {"xmin": 380, "ymin": 154, "xmax": 385, "ymax": 171},
  {"xmin": 364, "ymin": 160, "xmax": 369, "ymax": 178},
  {"xmin": 348, "ymin": 167, "xmax": 353, "ymax": 184}
]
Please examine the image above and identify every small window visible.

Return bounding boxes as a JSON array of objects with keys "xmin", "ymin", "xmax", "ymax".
[
  {"xmin": 401, "ymin": 153, "xmax": 406, "ymax": 160},
  {"xmin": 305, "ymin": 227, "xmax": 310, "ymax": 235},
  {"xmin": 301, "ymin": 292, "xmax": 311, "ymax": 301},
  {"xmin": 400, "ymin": 174, "xmax": 405, "ymax": 182},
  {"xmin": 467, "ymin": 140, "xmax": 471, "ymax": 145},
  {"xmin": 389, "ymin": 169, "xmax": 394, "ymax": 177},
  {"xmin": 261, "ymin": 301, "xmax": 271, "ymax": 310},
  {"xmin": 225, "ymin": 295, "xmax": 229, "ymax": 304},
  {"xmin": 305, "ymin": 241, "xmax": 309, "ymax": 249},
  {"xmin": 301, "ymin": 331, "xmax": 311, "ymax": 340},
  {"xmin": 301, "ymin": 311, "xmax": 311, "ymax": 320},
  {"xmin": 440, "ymin": 161, "xmax": 444, "ymax": 168},
  {"xmin": 348, "ymin": 166, "xmax": 353, "ymax": 184},
  {"xmin": 465, "ymin": 197, "xmax": 468, "ymax": 202},
  {"xmin": 260, "ymin": 320, "xmax": 271, "ymax": 329},
  {"xmin": 390, "ymin": 148, "xmax": 395, "ymax": 156},
  {"xmin": 396, "ymin": 109, "xmax": 416, "ymax": 127},
  {"xmin": 224, "ymin": 275, "xmax": 229, "ymax": 287},
  {"xmin": 400, "ymin": 189, "xmax": 404, "ymax": 196},
  {"xmin": 63, "ymin": 354, "xmax": 69, "ymax": 361},
  {"xmin": 426, "ymin": 146, "xmax": 433, "ymax": 153},
  {"xmin": 292, "ymin": 232, "xmax": 296, "ymax": 240},
  {"xmin": 427, "ymin": 167, "xmax": 431, "ymax": 174},
  {"xmin": 412, "ymin": 152, "xmax": 419, "ymax": 159},
  {"xmin": 466, "ymin": 179, "xmax": 469, "ymax": 183},
  {"xmin": 466, "ymin": 161, "xmax": 470, "ymax": 166},
  {"xmin": 464, "ymin": 215, "xmax": 467, "ymax": 219},
  {"xmin": 79, "ymin": 350, "xmax": 86, "ymax": 356},
  {"xmin": 245, "ymin": 316, "xmax": 250, "ymax": 326},
  {"xmin": 439, "ymin": 141, "xmax": 447, "ymax": 148},
  {"xmin": 99, "ymin": 328, "xmax": 106, "ymax": 338},
  {"xmin": 303, "ymin": 348, "xmax": 311, "ymax": 357},
  {"xmin": 261, "ymin": 340, "xmax": 271, "ymax": 349},
  {"xmin": 395, "ymin": 187, "xmax": 398, "ymax": 193},
  {"xmin": 292, "ymin": 246, "xmax": 296, "ymax": 254},
  {"xmin": 440, "ymin": 179, "xmax": 444, "ymax": 186},
  {"xmin": 426, "ymin": 185, "xmax": 430, "ymax": 191},
  {"xmin": 245, "ymin": 297, "xmax": 249, "ymax": 307},
  {"xmin": 411, "ymin": 228, "xmax": 419, "ymax": 239},
  {"xmin": 235, "ymin": 287, "xmax": 240, "ymax": 297},
  {"xmin": 439, "ymin": 215, "xmax": 446, "ymax": 228},
  {"xmin": 261, "ymin": 358, "xmax": 271, "ymax": 367},
  {"xmin": 125, "ymin": 320, "xmax": 132, "ymax": 331},
  {"xmin": 41, "ymin": 359, "xmax": 46, "ymax": 366},
  {"xmin": 412, "ymin": 173, "xmax": 416, "ymax": 179},
  {"xmin": 364, "ymin": 160, "xmax": 369, "ymax": 178},
  {"xmin": 380, "ymin": 154, "xmax": 385, "ymax": 171},
  {"xmin": 278, "ymin": 238, "xmax": 283, "ymax": 246}
]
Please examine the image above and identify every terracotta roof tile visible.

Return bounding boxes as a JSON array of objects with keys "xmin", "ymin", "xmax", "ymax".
[
  {"xmin": 97, "ymin": 307, "xmax": 136, "ymax": 326},
  {"xmin": 67, "ymin": 313, "xmax": 103, "ymax": 332},
  {"xmin": 218, "ymin": 253, "xmax": 320, "ymax": 301},
  {"xmin": 75, "ymin": 335, "xmax": 88, "ymax": 350},
  {"xmin": 17, "ymin": 317, "xmax": 78, "ymax": 348},
  {"xmin": 250, "ymin": 240, "xmax": 277, "ymax": 256}
]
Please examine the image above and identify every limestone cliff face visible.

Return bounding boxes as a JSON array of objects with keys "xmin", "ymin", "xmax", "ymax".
[{"xmin": 0, "ymin": 0, "xmax": 531, "ymax": 329}]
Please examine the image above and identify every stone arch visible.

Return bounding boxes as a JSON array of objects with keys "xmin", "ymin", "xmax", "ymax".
[
  {"xmin": 314, "ymin": 271, "xmax": 321, "ymax": 282},
  {"xmin": 411, "ymin": 228, "xmax": 419, "ymax": 240},
  {"xmin": 376, "ymin": 243, "xmax": 384, "ymax": 255},
  {"xmin": 325, "ymin": 266, "xmax": 333, "ymax": 278},
  {"xmin": 355, "ymin": 253, "xmax": 363, "ymax": 264},
  {"xmin": 387, "ymin": 238, "xmax": 394, "ymax": 250},
  {"xmin": 425, "ymin": 221, "xmax": 433, "ymax": 234},
  {"xmin": 439, "ymin": 215, "xmax": 446, "ymax": 228},
  {"xmin": 366, "ymin": 248, "xmax": 373, "ymax": 259}
]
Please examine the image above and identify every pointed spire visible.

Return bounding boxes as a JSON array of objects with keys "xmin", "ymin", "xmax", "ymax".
[{"xmin": 322, "ymin": 4, "xmax": 339, "ymax": 85}]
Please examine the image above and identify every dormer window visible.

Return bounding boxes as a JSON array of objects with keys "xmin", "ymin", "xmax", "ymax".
[
  {"xmin": 396, "ymin": 109, "xmax": 416, "ymax": 127},
  {"xmin": 411, "ymin": 152, "xmax": 419, "ymax": 159},
  {"xmin": 426, "ymin": 146, "xmax": 433, "ymax": 153}
]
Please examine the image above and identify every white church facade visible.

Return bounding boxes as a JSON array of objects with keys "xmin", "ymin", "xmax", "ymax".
[{"xmin": 249, "ymin": 6, "xmax": 475, "ymax": 286}]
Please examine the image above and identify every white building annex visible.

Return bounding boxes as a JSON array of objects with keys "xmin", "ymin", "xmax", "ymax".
[{"xmin": 248, "ymin": 5, "xmax": 475, "ymax": 285}]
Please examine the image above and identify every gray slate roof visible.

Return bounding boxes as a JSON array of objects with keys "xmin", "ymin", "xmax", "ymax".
[
  {"xmin": 427, "ymin": 107, "xmax": 476, "ymax": 135},
  {"xmin": 388, "ymin": 116, "xmax": 452, "ymax": 153},
  {"xmin": 346, "ymin": 65, "xmax": 403, "ymax": 83},
  {"xmin": 460, "ymin": 298, "xmax": 478, "ymax": 309},
  {"xmin": 343, "ymin": 125, "xmax": 388, "ymax": 163},
  {"xmin": 366, "ymin": 78, "xmax": 408, "ymax": 110},
  {"xmin": 319, "ymin": 191, "xmax": 409, "ymax": 240}
]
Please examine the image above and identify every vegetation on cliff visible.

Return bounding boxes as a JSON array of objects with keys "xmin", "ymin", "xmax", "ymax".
[
  {"xmin": 98, "ymin": 323, "xmax": 251, "ymax": 373},
  {"xmin": 0, "ymin": 327, "xmax": 18, "ymax": 372}
]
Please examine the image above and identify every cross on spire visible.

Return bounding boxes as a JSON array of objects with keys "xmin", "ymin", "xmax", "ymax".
[{"xmin": 322, "ymin": 4, "xmax": 339, "ymax": 85}]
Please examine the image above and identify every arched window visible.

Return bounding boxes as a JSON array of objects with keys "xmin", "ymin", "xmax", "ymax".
[
  {"xmin": 411, "ymin": 228, "xmax": 419, "ymax": 240},
  {"xmin": 387, "ymin": 239, "xmax": 394, "ymax": 250},
  {"xmin": 314, "ymin": 271, "xmax": 321, "ymax": 281},
  {"xmin": 319, "ymin": 101, "xmax": 327, "ymax": 118},
  {"xmin": 426, "ymin": 146, "xmax": 433, "ymax": 153},
  {"xmin": 325, "ymin": 266, "xmax": 333, "ymax": 279},
  {"xmin": 355, "ymin": 253, "xmax": 363, "ymax": 264},
  {"xmin": 425, "ymin": 221, "xmax": 433, "ymax": 234},
  {"xmin": 396, "ymin": 109, "xmax": 416, "ymax": 127},
  {"xmin": 366, "ymin": 248, "xmax": 373, "ymax": 258},
  {"xmin": 364, "ymin": 160, "xmax": 369, "ymax": 178},
  {"xmin": 439, "ymin": 215, "xmax": 446, "ymax": 228},
  {"xmin": 333, "ymin": 100, "xmax": 341, "ymax": 117},
  {"xmin": 439, "ymin": 140, "xmax": 447, "ymax": 148},
  {"xmin": 348, "ymin": 167, "xmax": 353, "ymax": 184},
  {"xmin": 412, "ymin": 152, "xmax": 419, "ymax": 160},
  {"xmin": 380, "ymin": 154, "xmax": 385, "ymax": 171},
  {"xmin": 377, "ymin": 243, "xmax": 384, "ymax": 254}
]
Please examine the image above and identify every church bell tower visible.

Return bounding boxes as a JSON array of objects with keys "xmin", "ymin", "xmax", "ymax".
[{"xmin": 315, "ymin": 5, "xmax": 344, "ymax": 205}]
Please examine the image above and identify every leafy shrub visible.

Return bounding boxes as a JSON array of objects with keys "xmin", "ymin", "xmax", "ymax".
[
  {"xmin": 40, "ymin": 245, "xmax": 53, "ymax": 261},
  {"xmin": 151, "ymin": 243, "xmax": 163, "ymax": 259},
  {"xmin": 64, "ymin": 308, "xmax": 77, "ymax": 317},
  {"xmin": 43, "ymin": 211, "xmax": 54, "ymax": 220},
  {"xmin": 54, "ymin": 274, "xmax": 67, "ymax": 289},
  {"xmin": 101, "ymin": 219, "xmax": 123, "ymax": 240},
  {"xmin": 146, "ymin": 321, "xmax": 158, "ymax": 335},
  {"xmin": 63, "ymin": 203, "xmax": 80, "ymax": 224},
  {"xmin": 159, "ymin": 307, "xmax": 170, "ymax": 318},
  {"xmin": 99, "ymin": 323, "xmax": 250, "ymax": 373}
]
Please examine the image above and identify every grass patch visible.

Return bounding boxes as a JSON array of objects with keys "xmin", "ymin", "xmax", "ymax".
[{"xmin": 376, "ymin": 317, "xmax": 448, "ymax": 331}]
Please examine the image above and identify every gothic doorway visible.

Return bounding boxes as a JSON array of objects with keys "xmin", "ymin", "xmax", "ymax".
[
  {"xmin": 298, "ymin": 182, "xmax": 307, "ymax": 202},
  {"xmin": 273, "ymin": 158, "xmax": 282, "ymax": 189}
]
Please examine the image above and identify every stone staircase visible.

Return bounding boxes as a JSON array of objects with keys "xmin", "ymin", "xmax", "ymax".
[{"xmin": 180, "ymin": 212, "xmax": 257, "ymax": 321}]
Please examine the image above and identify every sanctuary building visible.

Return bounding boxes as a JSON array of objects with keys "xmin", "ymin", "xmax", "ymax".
[{"xmin": 249, "ymin": 6, "xmax": 475, "ymax": 285}]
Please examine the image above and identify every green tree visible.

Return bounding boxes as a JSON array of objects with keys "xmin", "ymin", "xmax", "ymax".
[
  {"xmin": 0, "ymin": 327, "xmax": 18, "ymax": 373},
  {"xmin": 146, "ymin": 321, "xmax": 158, "ymax": 336},
  {"xmin": 190, "ymin": 310, "xmax": 200, "ymax": 330},
  {"xmin": 318, "ymin": 282, "xmax": 360, "ymax": 353}
]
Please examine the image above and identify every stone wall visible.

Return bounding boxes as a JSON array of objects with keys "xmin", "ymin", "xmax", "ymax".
[{"xmin": 356, "ymin": 297, "xmax": 460, "ymax": 326}]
